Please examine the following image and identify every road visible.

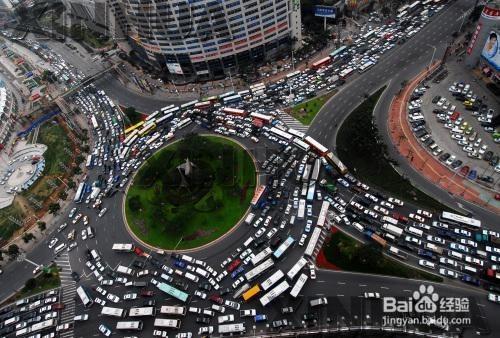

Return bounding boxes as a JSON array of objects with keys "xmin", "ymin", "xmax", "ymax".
[{"xmin": 307, "ymin": 0, "xmax": 499, "ymax": 227}]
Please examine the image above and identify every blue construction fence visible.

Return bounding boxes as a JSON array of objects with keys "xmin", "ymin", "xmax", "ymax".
[{"xmin": 17, "ymin": 109, "xmax": 60, "ymax": 138}]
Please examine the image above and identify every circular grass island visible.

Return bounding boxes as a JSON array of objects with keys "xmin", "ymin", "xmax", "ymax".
[{"xmin": 125, "ymin": 134, "xmax": 257, "ymax": 250}]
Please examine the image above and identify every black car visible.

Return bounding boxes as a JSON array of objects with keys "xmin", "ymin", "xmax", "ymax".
[
  {"xmin": 198, "ymin": 282, "xmax": 212, "ymax": 292},
  {"xmin": 483, "ymin": 151, "xmax": 494, "ymax": 162},
  {"xmin": 143, "ymin": 299, "xmax": 156, "ymax": 306},
  {"xmin": 196, "ymin": 317, "xmax": 210, "ymax": 324},
  {"xmin": 303, "ymin": 313, "xmax": 317, "ymax": 321},
  {"xmin": 132, "ymin": 260, "xmax": 145, "ymax": 269},
  {"xmin": 451, "ymin": 160, "xmax": 462, "ymax": 169},
  {"xmin": 71, "ymin": 271, "xmax": 80, "ymax": 282},
  {"xmin": 219, "ymin": 288, "xmax": 231, "ymax": 297},
  {"xmin": 150, "ymin": 257, "xmax": 163, "ymax": 269},
  {"xmin": 439, "ymin": 153, "xmax": 450, "ymax": 162}
]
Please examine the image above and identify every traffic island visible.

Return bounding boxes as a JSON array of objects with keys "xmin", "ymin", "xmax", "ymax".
[{"xmin": 124, "ymin": 134, "xmax": 257, "ymax": 250}]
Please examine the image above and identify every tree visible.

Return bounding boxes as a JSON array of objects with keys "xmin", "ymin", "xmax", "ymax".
[
  {"xmin": 75, "ymin": 155, "xmax": 85, "ymax": 165},
  {"xmin": 124, "ymin": 107, "xmax": 142, "ymax": 125},
  {"xmin": 23, "ymin": 278, "xmax": 37, "ymax": 291},
  {"xmin": 22, "ymin": 233, "xmax": 35, "ymax": 243},
  {"xmin": 128, "ymin": 195, "xmax": 142, "ymax": 212},
  {"xmin": 59, "ymin": 191, "xmax": 68, "ymax": 200},
  {"xmin": 8, "ymin": 244, "xmax": 19, "ymax": 258},
  {"xmin": 67, "ymin": 180, "xmax": 76, "ymax": 189},
  {"xmin": 38, "ymin": 221, "xmax": 46, "ymax": 231},
  {"xmin": 48, "ymin": 203, "xmax": 60, "ymax": 214},
  {"xmin": 72, "ymin": 166, "xmax": 82, "ymax": 175}
]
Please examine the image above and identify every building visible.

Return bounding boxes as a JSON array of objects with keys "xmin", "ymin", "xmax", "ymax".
[
  {"xmin": 0, "ymin": 85, "xmax": 14, "ymax": 146},
  {"xmin": 465, "ymin": 1, "xmax": 500, "ymax": 80},
  {"xmin": 121, "ymin": 0, "xmax": 301, "ymax": 81}
]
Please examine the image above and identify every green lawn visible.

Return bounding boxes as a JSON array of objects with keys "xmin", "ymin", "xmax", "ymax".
[
  {"xmin": 336, "ymin": 87, "xmax": 455, "ymax": 213},
  {"xmin": 324, "ymin": 231, "xmax": 443, "ymax": 282},
  {"xmin": 0, "ymin": 201, "xmax": 26, "ymax": 244},
  {"xmin": 125, "ymin": 135, "xmax": 256, "ymax": 249},
  {"xmin": 16, "ymin": 266, "xmax": 60, "ymax": 300},
  {"xmin": 290, "ymin": 91, "xmax": 335, "ymax": 125},
  {"xmin": 36, "ymin": 121, "xmax": 72, "ymax": 176}
]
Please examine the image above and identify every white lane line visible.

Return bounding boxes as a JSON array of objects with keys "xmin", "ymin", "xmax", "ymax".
[{"xmin": 359, "ymin": 284, "xmax": 367, "ymax": 287}]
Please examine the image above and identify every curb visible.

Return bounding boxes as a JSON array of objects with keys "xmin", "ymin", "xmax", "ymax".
[{"xmin": 121, "ymin": 133, "xmax": 260, "ymax": 254}]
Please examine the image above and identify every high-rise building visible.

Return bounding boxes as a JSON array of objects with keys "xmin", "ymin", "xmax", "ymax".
[{"xmin": 121, "ymin": 0, "xmax": 302, "ymax": 81}]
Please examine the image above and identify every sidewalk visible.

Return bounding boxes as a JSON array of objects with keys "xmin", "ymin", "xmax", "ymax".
[{"xmin": 388, "ymin": 63, "xmax": 500, "ymax": 215}]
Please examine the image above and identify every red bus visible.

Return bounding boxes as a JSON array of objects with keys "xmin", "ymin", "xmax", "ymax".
[
  {"xmin": 194, "ymin": 101, "xmax": 212, "ymax": 110},
  {"xmin": 311, "ymin": 57, "xmax": 331, "ymax": 70}
]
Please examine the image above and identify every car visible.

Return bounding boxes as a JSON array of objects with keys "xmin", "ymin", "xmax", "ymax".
[
  {"xmin": 71, "ymin": 271, "xmax": 80, "ymax": 282},
  {"xmin": 83, "ymin": 216, "xmax": 89, "ymax": 226},
  {"xmin": 140, "ymin": 290, "xmax": 154, "ymax": 297},
  {"xmin": 175, "ymin": 333, "xmax": 192, "ymax": 338},
  {"xmin": 57, "ymin": 223, "xmax": 68, "ymax": 232},
  {"xmin": 100, "ymin": 279, "xmax": 113, "ymax": 286},
  {"xmin": 48, "ymin": 238, "xmax": 58, "ymax": 249},
  {"xmin": 74, "ymin": 314, "xmax": 89, "ymax": 321},
  {"xmin": 198, "ymin": 326, "xmax": 214, "ymax": 335},
  {"xmin": 409, "ymin": 213, "xmax": 425, "ymax": 223},
  {"xmin": 281, "ymin": 306, "xmax": 294, "ymax": 314},
  {"xmin": 240, "ymin": 309, "xmax": 257, "ymax": 317},
  {"xmin": 388, "ymin": 197, "xmax": 404, "ymax": 206},
  {"xmin": 153, "ymin": 330, "xmax": 169, "ymax": 337},
  {"xmin": 106, "ymin": 293, "xmax": 120, "ymax": 303},
  {"xmin": 299, "ymin": 234, "xmax": 308, "ymax": 246},
  {"xmin": 98, "ymin": 208, "xmax": 108, "ymax": 217},
  {"xmin": 98, "ymin": 324, "xmax": 111, "ymax": 337},
  {"xmin": 124, "ymin": 293, "xmax": 138, "ymax": 300},
  {"xmin": 72, "ymin": 213, "xmax": 82, "ymax": 224},
  {"xmin": 67, "ymin": 242, "xmax": 78, "ymax": 251},
  {"xmin": 94, "ymin": 298, "xmax": 106, "ymax": 306},
  {"xmin": 232, "ymin": 276, "xmax": 245, "ymax": 289},
  {"xmin": 224, "ymin": 300, "xmax": 240, "ymax": 310},
  {"xmin": 309, "ymin": 263, "xmax": 316, "ymax": 279},
  {"xmin": 416, "ymin": 209, "xmax": 433, "ymax": 218},
  {"xmin": 69, "ymin": 207, "xmax": 77, "ymax": 218},
  {"xmin": 488, "ymin": 293, "xmax": 500, "ymax": 303},
  {"xmin": 364, "ymin": 292, "xmax": 381, "ymax": 299},
  {"xmin": 218, "ymin": 314, "xmax": 234, "ymax": 323},
  {"xmin": 81, "ymin": 229, "xmax": 87, "ymax": 240},
  {"xmin": 210, "ymin": 294, "xmax": 224, "ymax": 305},
  {"xmin": 305, "ymin": 220, "xmax": 312, "ymax": 233},
  {"xmin": 33, "ymin": 265, "xmax": 42, "ymax": 274}
]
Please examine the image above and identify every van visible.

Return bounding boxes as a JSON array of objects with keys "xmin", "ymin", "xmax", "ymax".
[
  {"xmin": 289, "ymin": 216, "xmax": 296, "ymax": 226},
  {"xmin": 54, "ymin": 243, "xmax": 67, "ymax": 255},
  {"xmin": 244, "ymin": 213, "xmax": 255, "ymax": 225},
  {"xmin": 86, "ymin": 226, "xmax": 94, "ymax": 238},
  {"xmin": 91, "ymin": 249, "xmax": 100, "ymax": 261},
  {"xmin": 310, "ymin": 297, "xmax": 328, "ymax": 307}
]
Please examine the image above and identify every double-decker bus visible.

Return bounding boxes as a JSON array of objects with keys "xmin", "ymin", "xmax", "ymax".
[
  {"xmin": 259, "ymin": 280, "xmax": 290, "ymax": 306},
  {"xmin": 76, "ymin": 286, "xmax": 93, "ymax": 307},
  {"xmin": 242, "ymin": 284, "xmax": 261, "ymax": 302}
]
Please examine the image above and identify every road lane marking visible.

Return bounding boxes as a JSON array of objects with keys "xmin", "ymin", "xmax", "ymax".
[
  {"xmin": 337, "ymin": 282, "xmax": 346, "ymax": 285},
  {"xmin": 380, "ymin": 286, "xmax": 389, "ymax": 289},
  {"xmin": 359, "ymin": 284, "xmax": 367, "ymax": 287}
]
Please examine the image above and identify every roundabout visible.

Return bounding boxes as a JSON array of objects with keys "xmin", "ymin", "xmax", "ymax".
[{"xmin": 124, "ymin": 134, "xmax": 257, "ymax": 250}]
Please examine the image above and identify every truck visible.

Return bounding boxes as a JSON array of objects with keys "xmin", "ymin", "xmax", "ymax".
[{"xmin": 364, "ymin": 230, "xmax": 387, "ymax": 248}]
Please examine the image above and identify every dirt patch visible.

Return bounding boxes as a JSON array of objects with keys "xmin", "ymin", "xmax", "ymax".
[{"xmin": 184, "ymin": 229, "xmax": 215, "ymax": 241}]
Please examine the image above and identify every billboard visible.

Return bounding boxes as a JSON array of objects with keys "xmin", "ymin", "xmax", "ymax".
[
  {"xmin": 314, "ymin": 5, "xmax": 335, "ymax": 18},
  {"xmin": 166, "ymin": 63, "xmax": 183, "ymax": 75},
  {"xmin": 481, "ymin": 31, "xmax": 500, "ymax": 71}
]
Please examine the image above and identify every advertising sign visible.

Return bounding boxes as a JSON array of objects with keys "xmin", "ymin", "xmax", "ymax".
[
  {"xmin": 481, "ymin": 30, "xmax": 500, "ymax": 71},
  {"xmin": 467, "ymin": 23, "xmax": 482, "ymax": 55},
  {"xmin": 167, "ymin": 63, "xmax": 183, "ymax": 75},
  {"xmin": 314, "ymin": 5, "xmax": 336, "ymax": 18}
]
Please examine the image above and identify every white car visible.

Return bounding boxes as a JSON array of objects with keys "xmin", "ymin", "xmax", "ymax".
[
  {"xmin": 488, "ymin": 293, "xmax": 500, "ymax": 303},
  {"xmin": 373, "ymin": 205, "xmax": 389, "ymax": 216},
  {"xmin": 364, "ymin": 292, "xmax": 381, "ymax": 298},
  {"xmin": 299, "ymin": 234, "xmax": 307, "ymax": 246},
  {"xmin": 439, "ymin": 257, "xmax": 457, "ymax": 267},
  {"xmin": 218, "ymin": 314, "xmax": 234, "ymax": 324},
  {"xmin": 388, "ymin": 197, "xmax": 404, "ymax": 206},
  {"xmin": 409, "ymin": 213, "xmax": 425, "ymax": 223},
  {"xmin": 416, "ymin": 209, "xmax": 433, "ymax": 218},
  {"xmin": 83, "ymin": 216, "xmax": 89, "ymax": 226},
  {"xmin": 439, "ymin": 268, "xmax": 458, "ymax": 279},
  {"xmin": 198, "ymin": 327, "xmax": 214, "ymax": 335},
  {"xmin": 81, "ymin": 229, "xmax": 87, "ymax": 240},
  {"xmin": 57, "ymin": 223, "xmax": 68, "ymax": 232},
  {"xmin": 95, "ymin": 286, "xmax": 107, "ymax": 296},
  {"xmin": 48, "ymin": 238, "xmax": 58, "ymax": 249},
  {"xmin": 309, "ymin": 263, "xmax": 316, "ymax": 280},
  {"xmin": 86, "ymin": 261, "xmax": 96, "ymax": 271},
  {"xmin": 72, "ymin": 213, "xmax": 82, "ymax": 224},
  {"xmin": 194, "ymin": 290, "xmax": 207, "ymax": 299},
  {"xmin": 68, "ymin": 207, "xmax": 77, "ymax": 218},
  {"xmin": 67, "ymin": 242, "xmax": 78, "ymax": 251},
  {"xmin": 211, "ymin": 304, "xmax": 225, "ymax": 313},
  {"xmin": 224, "ymin": 300, "xmax": 240, "ymax": 310},
  {"xmin": 380, "ymin": 201, "xmax": 394, "ymax": 209},
  {"xmin": 100, "ymin": 279, "xmax": 113, "ymax": 286},
  {"xmin": 232, "ymin": 276, "xmax": 244, "ymax": 289},
  {"xmin": 95, "ymin": 298, "xmax": 106, "ymax": 306},
  {"xmin": 98, "ymin": 324, "xmax": 111, "ymax": 337},
  {"xmin": 106, "ymin": 293, "xmax": 120, "ymax": 303},
  {"xmin": 74, "ymin": 314, "xmax": 89, "ymax": 321},
  {"xmin": 116, "ymin": 277, "xmax": 128, "ymax": 284},
  {"xmin": 98, "ymin": 208, "xmax": 107, "ymax": 217},
  {"xmin": 123, "ymin": 293, "xmax": 137, "ymax": 300}
]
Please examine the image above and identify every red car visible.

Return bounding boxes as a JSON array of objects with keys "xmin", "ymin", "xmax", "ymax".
[
  {"xmin": 209, "ymin": 294, "xmax": 224, "ymax": 305},
  {"xmin": 459, "ymin": 166, "xmax": 470, "ymax": 176},
  {"xmin": 52, "ymin": 303, "xmax": 65, "ymax": 310},
  {"xmin": 226, "ymin": 259, "xmax": 241, "ymax": 273},
  {"xmin": 140, "ymin": 290, "xmax": 154, "ymax": 297},
  {"xmin": 392, "ymin": 212, "xmax": 408, "ymax": 223},
  {"xmin": 495, "ymin": 194, "xmax": 500, "ymax": 201}
]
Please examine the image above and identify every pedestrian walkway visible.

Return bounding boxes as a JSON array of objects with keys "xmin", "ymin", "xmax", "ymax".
[
  {"xmin": 54, "ymin": 252, "xmax": 76, "ymax": 338},
  {"xmin": 388, "ymin": 63, "xmax": 500, "ymax": 215},
  {"xmin": 277, "ymin": 110, "xmax": 309, "ymax": 133}
]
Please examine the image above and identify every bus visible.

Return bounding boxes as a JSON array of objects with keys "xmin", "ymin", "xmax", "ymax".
[
  {"xmin": 128, "ymin": 307, "xmax": 156, "ymax": 317},
  {"xmin": 223, "ymin": 95, "xmax": 242, "ymax": 105},
  {"xmin": 250, "ymin": 112, "xmax": 273, "ymax": 124},
  {"xmin": 124, "ymin": 134, "xmax": 138, "ymax": 147},
  {"xmin": 382, "ymin": 224, "xmax": 404, "ymax": 237},
  {"xmin": 290, "ymin": 273, "xmax": 308, "ymax": 298},
  {"xmin": 159, "ymin": 306, "xmax": 186, "ymax": 316},
  {"xmin": 293, "ymin": 138, "xmax": 310, "ymax": 152},
  {"xmin": 123, "ymin": 129, "xmax": 139, "ymax": 145},
  {"xmin": 145, "ymin": 110, "xmax": 161, "ymax": 122},
  {"xmin": 358, "ymin": 60, "xmax": 375, "ymax": 73},
  {"xmin": 101, "ymin": 306, "xmax": 126, "ymax": 317},
  {"xmin": 306, "ymin": 183, "xmax": 316, "ymax": 202},
  {"xmin": 219, "ymin": 91, "xmax": 236, "ymax": 99},
  {"xmin": 116, "ymin": 321, "xmax": 143, "ymax": 331},
  {"xmin": 155, "ymin": 113, "xmax": 174, "ymax": 126},
  {"xmin": 397, "ymin": 4, "xmax": 410, "ymax": 14},
  {"xmin": 388, "ymin": 246, "xmax": 408, "ymax": 260},
  {"xmin": 297, "ymin": 199, "xmax": 306, "ymax": 220},
  {"xmin": 28, "ymin": 319, "xmax": 55, "ymax": 334},
  {"xmin": 124, "ymin": 121, "xmax": 144, "ymax": 134},
  {"xmin": 175, "ymin": 118, "xmax": 192, "ymax": 130},
  {"xmin": 90, "ymin": 115, "xmax": 99, "ymax": 130},
  {"xmin": 311, "ymin": 159, "xmax": 321, "ymax": 182},
  {"xmin": 312, "ymin": 57, "xmax": 331, "ymax": 70},
  {"xmin": 74, "ymin": 182, "xmax": 85, "ymax": 203},
  {"xmin": 117, "ymin": 265, "xmax": 135, "ymax": 276},
  {"xmin": 305, "ymin": 227, "xmax": 322, "ymax": 257},
  {"xmin": 194, "ymin": 101, "xmax": 212, "ymax": 110},
  {"xmin": 119, "ymin": 146, "xmax": 130, "ymax": 161},
  {"xmin": 273, "ymin": 236, "xmax": 295, "ymax": 259},
  {"xmin": 145, "ymin": 133, "xmax": 161, "ymax": 146},
  {"xmin": 288, "ymin": 128, "xmax": 305, "ymax": 140},
  {"xmin": 408, "ymin": 0, "xmax": 421, "ymax": 13},
  {"xmin": 261, "ymin": 270, "xmax": 284, "ymax": 291},
  {"xmin": 305, "ymin": 136, "xmax": 328, "ymax": 155},
  {"xmin": 339, "ymin": 67, "xmax": 354, "ymax": 79},
  {"xmin": 324, "ymin": 152, "xmax": 348, "ymax": 174},
  {"xmin": 440, "ymin": 211, "xmax": 481, "ymax": 229},
  {"xmin": 153, "ymin": 318, "xmax": 181, "ymax": 329},
  {"xmin": 160, "ymin": 104, "xmax": 175, "ymax": 112},
  {"xmin": 242, "ymin": 284, "xmax": 261, "ymax": 302},
  {"xmin": 330, "ymin": 46, "xmax": 347, "ymax": 59},
  {"xmin": 155, "ymin": 282, "xmax": 189, "ymax": 302},
  {"xmin": 180, "ymin": 100, "xmax": 198, "ymax": 111},
  {"xmin": 287, "ymin": 257, "xmax": 307, "ymax": 280},
  {"xmin": 85, "ymin": 154, "xmax": 93, "ymax": 168},
  {"xmin": 223, "ymin": 107, "xmax": 247, "ymax": 116},
  {"xmin": 202, "ymin": 95, "xmax": 219, "ymax": 103},
  {"xmin": 218, "ymin": 323, "xmax": 246, "ymax": 334},
  {"xmin": 138, "ymin": 122, "xmax": 156, "ymax": 137},
  {"xmin": 76, "ymin": 286, "xmax": 93, "ymax": 307},
  {"xmin": 270, "ymin": 127, "xmax": 293, "ymax": 141},
  {"xmin": 259, "ymin": 280, "xmax": 290, "ymax": 306},
  {"xmin": 406, "ymin": 226, "xmax": 423, "ymax": 238},
  {"xmin": 244, "ymin": 258, "xmax": 274, "ymax": 282},
  {"xmin": 316, "ymin": 201, "xmax": 330, "ymax": 228},
  {"xmin": 286, "ymin": 70, "xmax": 301, "ymax": 80},
  {"xmin": 250, "ymin": 83, "xmax": 265, "ymax": 92}
]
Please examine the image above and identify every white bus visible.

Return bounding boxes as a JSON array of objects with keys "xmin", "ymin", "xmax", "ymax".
[
  {"xmin": 159, "ymin": 306, "xmax": 186, "ymax": 316},
  {"xmin": 128, "ymin": 307, "xmax": 156, "ymax": 317},
  {"xmin": 28, "ymin": 319, "xmax": 55, "ymax": 334},
  {"xmin": 112, "ymin": 243, "xmax": 134, "ymax": 252},
  {"xmin": 293, "ymin": 138, "xmax": 310, "ymax": 152},
  {"xmin": 269, "ymin": 127, "xmax": 293, "ymax": 142},
  {"xmin": 260, "ymin": 270, "xmax": 284, "ymax": 291},
  {"xmin": 116, "ymin": 321, "xmax": 143, "ymax": 331},
  {"xmin": 175, "ymin": 118, "xmax": 192, "ymax": 130},
  {"xmin": 288, "ymin": 128, "xmax": 306, "ymax": 140},
  {"xmin": 382, "ymin": 224, "xmax": 404, "ymax": 237},
  {"xmin": 406, "ymin": 226, "xmax": 423, "ymax": 238},
  {"xmin": 76, "ymin": 286, "xmax": 93, "ymax": 307},
  {"xmin": 304, "ymin": 227, "xmax": 322, "ymax": 257},
  {"xmin": 90, "ymin": 115, "xmax": 99, "ymax": 130},
  {"xmin": 297, "ymin": 199, "xmax": 306, "ymax": 219},
  {"xmin": 290, "ymin": 273, "xmax": 308, "ymax": 298},
  {"xmin": 440, "ymin": 211, "xmax": 481, "ymax": 229},
  {"xmin": 259, "ymin": 280, "xmax": 290, "ymax": 306},
  {"xmin": 251, "ymin": 247, "xmax": 273, "ymax": 266},
  {"xmin": 286, "ymin": 70, "xmax": 301, "ymax": 80},
  {"xmin": 286, "ymin": 257, "xmax": 307, "ymax": 280},
  {"xmin": 218, "ymin": 323, "xmax": 246, "ymax": 334},
  {"xmin": 244, "ymin": 258, "xmax": 274, "ymax": 282},
  {"xmin": 316, "ymin": 201, "xmax": 330, "ymax": 228},
  {"xmin": 358, "ymin": 60, "xmax": 375, "ymax": 73},
  {"xmin": 339, "ymin": 67, "xmax": 354, "ymax": 79},
  {"xmin": 101, "ymin": 306, "xmax": 126, "ymax": 317},
  {"xmin": 153, "ymin": 318, "xmax": 181, "ymax": 329}
]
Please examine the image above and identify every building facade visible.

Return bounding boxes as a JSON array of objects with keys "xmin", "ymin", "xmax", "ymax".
[{"xmin": 122, "ymin": 0, "xmax": 301, "ymax": 81}]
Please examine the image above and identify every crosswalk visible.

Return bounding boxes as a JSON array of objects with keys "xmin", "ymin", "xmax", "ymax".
[
  {"xmin": 277, "ymin": 111, "xmax": 309, "ymax": 133},
  {"xmin": 54, "ymin": 252, "xmax": 76, "ymax": 338}
]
